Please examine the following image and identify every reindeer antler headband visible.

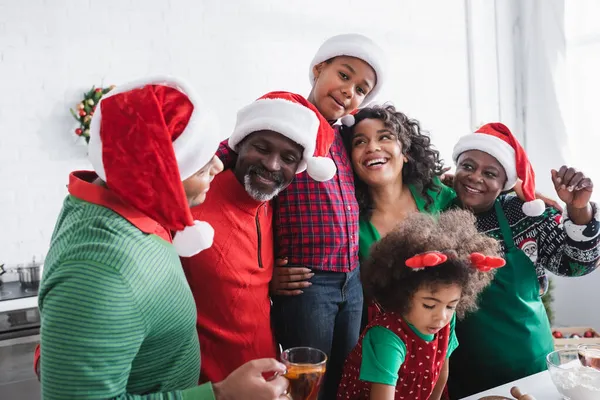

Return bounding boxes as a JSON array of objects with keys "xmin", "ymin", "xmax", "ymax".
[{"xmin": 405, "ymin": 251, "xmax": 505, "ymax": 272}]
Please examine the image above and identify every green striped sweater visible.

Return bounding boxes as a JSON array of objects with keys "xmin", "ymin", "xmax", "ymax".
[{"xmin": 39, "ymin": 195, "xmax": 215, "ymax": 400}]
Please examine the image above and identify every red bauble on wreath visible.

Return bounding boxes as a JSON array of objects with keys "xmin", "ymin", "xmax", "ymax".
[{"xmin": 70, "ymin": 85, "xmax": 115, "ymax": 143}]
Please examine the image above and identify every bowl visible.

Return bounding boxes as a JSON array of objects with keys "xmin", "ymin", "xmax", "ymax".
[
  {"xmin": 547, "ymin": 349, "xmax": 600, "ymax": 400},
  {"xmin": 578, "ymin": 344, "xmax": 600, "ymax": 371}
]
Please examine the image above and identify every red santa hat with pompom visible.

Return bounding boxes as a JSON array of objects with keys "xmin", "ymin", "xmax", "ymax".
[
  {"xmin": 88, "ymin": 76, "xmax": 222, "ymax": 257},
  {"xmin": 452, "ymin": 122, "xmax": 545, "ymax": 217},
  {"xmin": 228, "ymin": 91, "xmax": 337, "ymax": 182}
]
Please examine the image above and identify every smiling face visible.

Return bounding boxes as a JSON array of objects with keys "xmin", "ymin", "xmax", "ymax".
[
  {"xmin": 453, "ymin": 150, "xmax": 508, "ymax": 213},
  {"xmin": 234, "ymin": 130, "xmax": 304, "ymax": 202},
  {"xmin": 308, "ymin": 56, "xmax": 377, "ymax": 121},
  {"xmin": 404, "ymin": 283, "xmax": 462, "ymax": 336},
  {"xmin": 350, "ymin": 118, "xmax": 407, "ymax": 188}
]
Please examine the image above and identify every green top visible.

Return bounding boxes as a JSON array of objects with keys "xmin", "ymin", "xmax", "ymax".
[
  {"xmin": 39, "ymin": 195, "xmax": 214, "ymax": 400},
  {"xmin": 359, "ymin": 314, "xmax": 458, "ymax": 386},
  {"xmin": 358, "ymin": 179, "xmax": 456, "ymax": 260}
]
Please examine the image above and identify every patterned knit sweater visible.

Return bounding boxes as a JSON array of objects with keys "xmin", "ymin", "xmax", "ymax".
[
  {"xmin": 39, "ymin": 173, "xmax": 215, "ymax": 400},
  {"xmin": 471, "ymin": 194, "xmax": 600, "ymax": 285}
]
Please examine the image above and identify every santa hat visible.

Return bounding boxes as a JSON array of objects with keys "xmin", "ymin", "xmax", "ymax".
[
  {"xmin": 228, "ymin": 91, "xmax": 337, "ymax": 182},
  {"xmin": 309, "ymin": 33, "xmax": 386, "ymax": 106},
  {"xmin": 88, "ymin": 76, "xmax": 221, "ymax": 257},
  {"xmin": 452, "ymin": 122, "xmax": 545, "ymax": 217}
]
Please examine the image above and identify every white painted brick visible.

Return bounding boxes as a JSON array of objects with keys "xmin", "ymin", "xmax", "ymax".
[{"xmin": 0, "ymin": 0, "xmax": 473, "ymax": 263}]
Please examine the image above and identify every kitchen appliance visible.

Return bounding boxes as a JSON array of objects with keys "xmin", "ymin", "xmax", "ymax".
[
  {"xmin": 0, "ymin": 307, "xmax": 40, "ymax": 340},
  {"xmin": 0, "ymin": 263, "xmax": 5, "ymax": 288},
  {"xmin": 17, "ymin": 264, "xmax": 41, "ymax": 291},
  {"xmin": 0, "ymin": 258, "xmax": 42, "ymax": 340}
]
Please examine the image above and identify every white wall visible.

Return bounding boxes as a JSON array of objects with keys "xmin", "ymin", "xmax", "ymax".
[
  {"xmin": 550, "ymin": 0, "xmax": 600, "ymax": 330},
  {"xmin": 467, "ymin": 0, "xmax": 600, "ymax": 330},
  {"xmin": 0, "ymin": 0, "xmax": 471, "ymax": 265}
]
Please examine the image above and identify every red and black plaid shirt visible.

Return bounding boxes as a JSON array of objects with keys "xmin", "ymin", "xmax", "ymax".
[{"xmin": 216, "ymin": 126, "xmax": 359, "ymax": 273}]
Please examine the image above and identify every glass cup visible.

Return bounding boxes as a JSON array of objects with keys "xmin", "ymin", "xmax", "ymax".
[
  {"xmin": 281, "ymin": 347, "xmax": 327, "ymax": 400},
  {"xmin": 578, "ymin": 344, "xmax": 600, "ymax": 371}
]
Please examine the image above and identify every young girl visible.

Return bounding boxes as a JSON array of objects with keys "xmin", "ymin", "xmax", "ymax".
[{"xmin": 337, "ymin": 209, "xmax": 503, "ymax": 400}]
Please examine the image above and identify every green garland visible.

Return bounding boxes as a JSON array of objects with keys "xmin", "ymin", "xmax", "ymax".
[{"xmin": 70, "ymin": 85, "xmax": 115, "ymax": 143}]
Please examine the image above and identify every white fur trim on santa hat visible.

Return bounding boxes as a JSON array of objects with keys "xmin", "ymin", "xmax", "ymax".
[
  {"xmin": 307, "ymin": 156, "xmax": 336, "ymax": 182},
  {"xmin": 229, "ymin": 97, "xmax": 336, "ymax": 181},
  {"xmin": 89, "ymin": 75, "xmax": 221, "ymax": 181},
  {"xmin": 309, "ymin": 33, "xmax": 386, "ymax": 105},
  {"xmin": 172, "ymin": 220, "xmax": 215, "ymax": 257},
  {"xmin": 522, "ymin": 199, "xmax": 546, "ymax": 217},
  {"xmin": 341, "ymin": 114, "xmax": 355, "ymax": 127},
  {"xmin": 452, "ymin": 133, "xmax": 518, "ymax": 190}
]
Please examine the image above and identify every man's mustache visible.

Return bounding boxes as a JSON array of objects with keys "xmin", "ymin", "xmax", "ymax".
[{"xmin": 247, "ymin": 165, "xmax": 284, "ymax": 185}]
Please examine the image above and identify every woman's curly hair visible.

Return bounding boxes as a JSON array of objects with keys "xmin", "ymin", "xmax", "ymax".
[
  {"xmin": 361, "ymin": 209, "xmax": 500, "ymax": 319},
  {"xmin": 341, "ymin": 105, "xmax": 445, "ymax": 217}
]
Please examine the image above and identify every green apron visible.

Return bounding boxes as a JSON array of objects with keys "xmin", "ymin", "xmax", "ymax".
[{"xmin": 448, "ymin": 200, "xmax": 555, "ymax": 398}]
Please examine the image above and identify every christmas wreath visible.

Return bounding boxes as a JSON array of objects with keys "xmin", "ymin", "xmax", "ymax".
[{"xmin": 70, "ymin": 85, "xmax": 115, "ymax": 143}]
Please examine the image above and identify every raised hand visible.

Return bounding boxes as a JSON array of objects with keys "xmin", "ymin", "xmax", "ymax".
[{"xmin": 551, "ymin": 166, "xmax": 593, "ymax": 209}]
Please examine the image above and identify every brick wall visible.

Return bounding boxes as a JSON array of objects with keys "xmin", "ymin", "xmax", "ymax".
[{"xmin": 0, "ymin": 0, "xmax": 470, "ymax": 262}]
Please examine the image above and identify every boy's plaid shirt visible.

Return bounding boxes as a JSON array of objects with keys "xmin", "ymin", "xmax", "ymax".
[{"xmin": 216, "ymin": 127, "xmax": 359, "ymax": 272}]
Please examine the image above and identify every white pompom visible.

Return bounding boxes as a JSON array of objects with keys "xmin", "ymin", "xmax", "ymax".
[
  {"xmin": 306, "ymin": 156, "xmax": 337, "ymax": 182},
  {"xmin": 522, "ymin": 199, "xmax": 545, "ymax": 217},
  {"xmin": 340, "ymin": 114, "xmax": 355, "ymax": 127},
  {"xmin": 172, "ymin": 220, "xmax": 215, "ymax": 257}
]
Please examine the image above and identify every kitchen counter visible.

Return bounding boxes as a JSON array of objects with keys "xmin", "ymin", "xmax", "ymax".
[
  {"xmin": 461, "ymin": 370, "xmax": 562, "ymax": 399},
  {"xmin": 0, "ymin": 296, "xmax": 38, "ymax": 313},
  {"xmin": 0, "ymin": 281, "xmax": 38, "ymax": 313}
]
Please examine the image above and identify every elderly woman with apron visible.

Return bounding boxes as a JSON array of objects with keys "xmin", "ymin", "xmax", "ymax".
[{"xmin": 447, "ymin": 122, "xmax": 600, "ymax": 398}]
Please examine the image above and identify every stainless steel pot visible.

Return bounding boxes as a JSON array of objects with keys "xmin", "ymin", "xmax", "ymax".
[
  {"xmin": 0, "ymin": 263, "xmax": 5, "ymax": 287},
  {"xmin": 17, "ymin": 265, "xmax": 41, "ymax": 290}
]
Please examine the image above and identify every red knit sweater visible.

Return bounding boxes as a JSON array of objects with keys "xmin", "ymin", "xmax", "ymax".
[{"xmin": 181, "ymin": 170, "xmax": 277, "ymax": 383}]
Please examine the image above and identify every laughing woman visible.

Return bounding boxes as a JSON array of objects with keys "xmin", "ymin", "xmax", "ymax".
[
  {"xmin": 448, "ymin": 123, "xmax": 600, "ymax": 398},
  {"xmin": 342, "ymin": 105, "xmax": 455, "ymax": 264}
]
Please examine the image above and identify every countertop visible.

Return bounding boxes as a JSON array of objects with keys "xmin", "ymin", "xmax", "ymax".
[
  {"xmin": 0, "ymin": 281, "xmax": 38, "ymax": 312},
  {"xmin": 461, "ymin": 370, "xmax": 562, "ymax": 399}
]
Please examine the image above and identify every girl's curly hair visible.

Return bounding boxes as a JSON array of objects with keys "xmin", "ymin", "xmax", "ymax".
[
  {"xmin": 341, "ymin": 105, "xmax": 445, "ymax": 217},
  {"xmin": 361, "ymin": 209, "xmax": 500, "ymax": 319}
]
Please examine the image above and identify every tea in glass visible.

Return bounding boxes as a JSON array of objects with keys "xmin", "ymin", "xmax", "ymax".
[{"xmin": 281, "ymin": 347, "xmax": 327, "ymax": 400}]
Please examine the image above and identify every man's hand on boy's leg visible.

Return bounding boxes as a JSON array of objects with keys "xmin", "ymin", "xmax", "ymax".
[{"xmin": 270, "ymin": 258, "xmax": 313, "ymax": 296}]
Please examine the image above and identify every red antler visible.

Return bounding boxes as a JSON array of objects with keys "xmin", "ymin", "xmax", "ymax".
[
  {"xmin": 406, "ymin": 252, "xmax": 448, "ymax": 270},
  {"xmin": 469, "ymin": 252, "xmax": 506, "ymax": 272}
]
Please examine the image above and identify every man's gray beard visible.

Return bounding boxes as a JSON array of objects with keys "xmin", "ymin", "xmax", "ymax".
[{"xmin": 244, "ymin": 174, "xmax": 283, "ymax": 202}]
